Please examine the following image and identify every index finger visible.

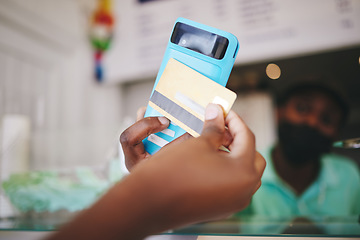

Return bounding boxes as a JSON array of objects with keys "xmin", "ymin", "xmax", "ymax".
[
  {"xmin": 120, "ymin": 116, "xmax": 170, "ymax": 156},
  {"xmin": 225, "ymin": 110, "xmax": 255, "ymax": 158}
]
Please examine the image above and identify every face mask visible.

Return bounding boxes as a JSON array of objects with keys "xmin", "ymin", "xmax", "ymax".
[{"xmin": 277, "ymin": 122, "xmax": 333, "ymax": 166}]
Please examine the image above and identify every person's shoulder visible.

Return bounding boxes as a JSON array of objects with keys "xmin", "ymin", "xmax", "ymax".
[
  {"xmin": 322, "ymin": 153, "xmax": 360, "ymax": 179},
  {"xmin": 323, "ymin": 153, "xmax": 358, "ymax": 168}
]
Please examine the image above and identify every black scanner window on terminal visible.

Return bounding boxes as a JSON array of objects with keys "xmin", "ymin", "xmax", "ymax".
[{"xmin": 171, "ymin": 22, "xmax": 229, "ymax": 60}]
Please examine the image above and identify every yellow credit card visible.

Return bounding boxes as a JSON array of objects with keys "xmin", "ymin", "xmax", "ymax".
[{"xmin": 149, "ymin": 58, "xmax": 237, "ymax": 137}]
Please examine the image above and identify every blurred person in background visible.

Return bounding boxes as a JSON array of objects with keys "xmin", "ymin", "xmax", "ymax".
[
  {"xmin": 236, "ymin": 81, "xmax": 360, "ymax": 219},
  {"xmin": 86, "ymin": 79, "xmax": 358, "ymax": 237},
  {"xmin": 120, "ymin": 80, "xmax": 359, "ymax": 222}
]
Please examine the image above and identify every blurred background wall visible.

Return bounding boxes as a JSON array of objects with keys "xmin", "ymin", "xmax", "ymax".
[
  {"xmin": 0, "ymin": 0, "xmax": 359, "ymax": 174},
  {"xmin": 0, "ymin": 0, "xmax": 124, "ymax": 172}
]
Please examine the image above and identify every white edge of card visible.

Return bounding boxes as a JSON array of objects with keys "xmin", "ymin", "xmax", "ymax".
[{"xmin": 212, "ymin": 96, "xmax": 229, "ymax": 111}]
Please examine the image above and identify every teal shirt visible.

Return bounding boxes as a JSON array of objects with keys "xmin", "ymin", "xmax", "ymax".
[{"xmin": 242, "ymin": 148, "xmax": 360, "ymax": 217}]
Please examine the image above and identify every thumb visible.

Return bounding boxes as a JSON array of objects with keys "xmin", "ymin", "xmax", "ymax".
[{"xmin": 200, "ymin": 103, "xmax": 226, "ymax": 149}]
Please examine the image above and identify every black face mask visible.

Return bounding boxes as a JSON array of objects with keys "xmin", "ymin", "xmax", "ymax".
[{"xmin": 277, "ymin": 122, "xmax": 333, "ymax": 166}]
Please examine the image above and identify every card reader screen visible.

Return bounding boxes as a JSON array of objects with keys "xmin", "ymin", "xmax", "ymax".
[{"xmin": 171, "ymin": 22, "xmax": 229, "ymax": 60}]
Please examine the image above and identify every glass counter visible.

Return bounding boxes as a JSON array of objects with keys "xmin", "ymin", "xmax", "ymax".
[
  {"xmin": 0, "ymin": 212, "xmax": 359, "ymax": 239},
  {"xmin": 0, "ymin": 158, "xmax": 358, "ymax": 239}
]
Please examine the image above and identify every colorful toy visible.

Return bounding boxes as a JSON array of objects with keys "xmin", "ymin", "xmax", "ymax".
[{"xmin": 90, "ymin": 0, "xmax": 114, "ymax": 82}]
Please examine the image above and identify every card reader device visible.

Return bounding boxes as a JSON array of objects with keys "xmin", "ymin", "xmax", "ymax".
[{"xmin": 143, "ymin": 17, "xmax": 239, "ymax": 155}]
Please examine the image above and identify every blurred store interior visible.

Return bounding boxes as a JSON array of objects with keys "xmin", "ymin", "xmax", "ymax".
[{"xmin": 0, "ymin": 0, "xmax": 359, "ymax": 224}]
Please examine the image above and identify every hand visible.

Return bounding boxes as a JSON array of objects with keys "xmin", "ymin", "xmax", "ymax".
[
  {"xmin": 125, "ymin": 103, "xmax": 266, "ymax": 234},
  {"xmin": 120, "ymin": 106, "xmax": 232, "ymax": 171},
  {"xmin": 120, "ymin": 106, "xmax": 192, "ymax": 171},
  {"xmin": 46, "ymin": 104, "xmax": 265, "ymax": 240}
]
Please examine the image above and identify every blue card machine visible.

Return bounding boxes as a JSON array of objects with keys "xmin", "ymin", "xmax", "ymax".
[{"xmin": 143, "ymin": 17, "xmax": 239, "ymax": 155}]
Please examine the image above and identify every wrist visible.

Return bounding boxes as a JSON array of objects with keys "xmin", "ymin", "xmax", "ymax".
[
  {"xmin": 105, "ymin": 169, "xmax": 178, "ymax": 238},
  {"xmin": 105, "ymin": 174, "xmax": 162, "ymax": 239}
]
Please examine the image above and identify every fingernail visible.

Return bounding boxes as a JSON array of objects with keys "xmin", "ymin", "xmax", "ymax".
[
  {"xmin": 158, "ymin": 117, "xmax": 170, "ymax": 125},
  {"xmin": 205, "ymin": 104, "xmax": 219, "ymax": 120}
]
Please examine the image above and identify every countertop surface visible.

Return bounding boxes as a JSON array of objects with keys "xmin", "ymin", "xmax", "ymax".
[{"xmin": 0, "ymin": 215, "xmax": 359, "ymax": 239}]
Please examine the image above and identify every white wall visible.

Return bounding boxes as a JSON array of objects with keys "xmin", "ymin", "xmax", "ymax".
[
  {"xmin": 0, "ymin": 0, "xmax": 125, "ymax": 171},
  {"xmin": 122, "ymin": 79, "xmax": 154, "ymax": 119},
  {"xmin": 0, "ymin": 0, "xmax": 277, "ymax": 172}
]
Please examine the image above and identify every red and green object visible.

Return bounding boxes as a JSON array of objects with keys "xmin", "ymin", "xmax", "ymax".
[{"xmin": 90, "ymin": 0, "xmax": 114, "ymax": 82}]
